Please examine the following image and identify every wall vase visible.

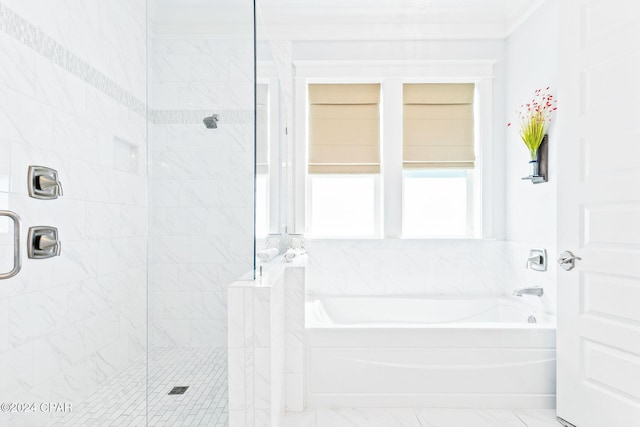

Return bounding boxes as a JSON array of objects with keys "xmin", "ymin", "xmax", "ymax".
[
  {"xmin": 522, "ymin": 134, "xmax": 548, "ymax": 184},
  {"xmin": 529, "ymin": 157, "xmax": 540, "ymax": 177}
]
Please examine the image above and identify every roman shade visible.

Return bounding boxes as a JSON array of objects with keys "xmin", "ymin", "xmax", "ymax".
[
  {"xmin": 256, "ymin": 84, "xmax": 269, "ymax": 174},
  {"xmin": 308, "ymin": 84, "xmax": 381, "ymax": 174},
  {"xmin": 403, "ymin": 83, "xmax": 475, "ymax": 169}
]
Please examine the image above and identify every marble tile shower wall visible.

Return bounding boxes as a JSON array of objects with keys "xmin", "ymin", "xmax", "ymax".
[
  {"xmin": 0, "ymin": 1, "xmax": 147, "ymax": 426},
  {"xmin": 148, "ymin": 37, "xmax": 255, "ymax": 349},
  {"xmin": 307, "ymin": 240, "xmax": 557, "ymax": 313}
]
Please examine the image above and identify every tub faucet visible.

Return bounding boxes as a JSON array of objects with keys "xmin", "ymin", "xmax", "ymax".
[{"xmin": 512, "ymin": 287, "xmax": 544, "ymax": 297}]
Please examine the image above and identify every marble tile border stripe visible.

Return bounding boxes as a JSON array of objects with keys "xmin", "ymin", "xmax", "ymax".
[
  {"xmin": 0, "ymin": 1, "xmax": 147, "ymax": 117},
  {"xmin": 149, "ymin": 109, "xmax": 254, "ymax": 125}
]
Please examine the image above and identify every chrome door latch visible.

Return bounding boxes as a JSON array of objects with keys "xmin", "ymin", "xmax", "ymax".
[
  {"xmin": 28, "ymin": 166, "xmax": 63, "ymax": 200},
  {"xmin": 27, "ymin": 226, "xmax": 61, "ymax": 259},
  {"xmin": 557, "ymin": 250, "xmax": 581, "ymax": 271}
]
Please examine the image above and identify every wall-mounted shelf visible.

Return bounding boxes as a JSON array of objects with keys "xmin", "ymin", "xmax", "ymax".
[{"xmin": 521, "ymin": 135, "xmax": 548, "ymax": 184}]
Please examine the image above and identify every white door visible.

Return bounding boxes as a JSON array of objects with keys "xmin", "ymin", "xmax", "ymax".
[{"xmin": 557, "ymin": 0, "xmax": 640, "ymax": 426}]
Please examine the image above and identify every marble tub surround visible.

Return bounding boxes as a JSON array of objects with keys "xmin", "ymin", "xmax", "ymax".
[
  {"xmin": 307, "ymin": 239, "xmax": 506, "ymax": 296},
  {"xmin": 306, "ymin": 239, "xmax": 557, "ymax": 315},
  {"xmin": 228, "ymin": 262, "xmax": 306, "ymax": 426}
]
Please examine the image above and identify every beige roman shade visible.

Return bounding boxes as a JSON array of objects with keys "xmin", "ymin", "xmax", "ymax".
[
  {"xmin": 308, "ymin": 84, "xmax": 381, "ymax": 174},
  {"xmin": 256, "ymin": 84, "xmax": 269, "ymax": 174},
  {"xmin": 403, "ymin": 83, "xmax": 475, "ymax": 169}
]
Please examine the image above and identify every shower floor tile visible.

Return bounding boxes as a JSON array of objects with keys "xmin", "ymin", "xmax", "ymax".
[{"xmin": 56, "ymin": 347, "xmax": 228, "ymax": 427}]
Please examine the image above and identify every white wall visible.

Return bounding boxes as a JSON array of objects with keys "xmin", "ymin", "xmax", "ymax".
[
  {"xmin": 505, "ymin": 1, "xmax": 559, "ymax": 244},
  {"xmin": 0, "ymin": 1, "xmax": 147, "ymax": 425},
  {"xmin": 504, "ymin": 0, "xmax": 559, "ymax": 314},
  {"xmin": 148, "ymin": 35, "xmax": 255, "ymax": 348},
  {"xmin": 283, "ymin": 8, "xmax": 560, "ymax": 314}
]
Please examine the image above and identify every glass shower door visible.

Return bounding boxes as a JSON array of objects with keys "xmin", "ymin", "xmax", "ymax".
[{"xmin": 146, "ymin": 0, "xmax": 256, "ymax": 425}]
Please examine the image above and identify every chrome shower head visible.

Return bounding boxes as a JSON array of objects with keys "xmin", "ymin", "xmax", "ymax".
[{"xmin": 203, "ymin": 114, "xmax": 219, "ymax": 129}]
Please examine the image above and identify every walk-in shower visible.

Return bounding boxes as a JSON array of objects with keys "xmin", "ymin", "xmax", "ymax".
[{"xmin": 0, "ymin": 0, "xmax": 256, "ymax": 425}]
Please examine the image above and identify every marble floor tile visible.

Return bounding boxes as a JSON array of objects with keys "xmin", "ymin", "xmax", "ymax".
[
  {"xmin": 316, "ymin": 408, "xmax": 422, "ymax": 427},
  {"xmin": 285, "ymin": 408, "xmax": 561, "ymax": 427},
  {"xmin": 513, "ymin": 409, "xmax": 562, "ymax": 427},
  {"xmin": 284, "ymin": 409, "xmax": 317, "ymax": 427},
  {"xmin": 415, "ymin": 409, "xmax": 526, "ymax": 427}
]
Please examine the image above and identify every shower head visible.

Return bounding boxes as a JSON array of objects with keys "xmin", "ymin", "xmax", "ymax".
[{"xmin": 203, "ymin": 114, "xmax": 219, "ymax": 129}]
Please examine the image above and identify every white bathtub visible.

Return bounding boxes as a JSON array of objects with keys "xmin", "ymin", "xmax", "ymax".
[{"xmin": 305, "ymin": 296, "xmax": 556, "ymax": 408}]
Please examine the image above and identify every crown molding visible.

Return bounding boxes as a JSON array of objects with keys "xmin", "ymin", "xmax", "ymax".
[{"xmin": 149, "ymin": 0, "xmax": 546, "ymax": 40}]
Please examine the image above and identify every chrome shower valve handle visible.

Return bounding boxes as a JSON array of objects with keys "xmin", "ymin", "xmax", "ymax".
[
  {"xmin": 27, "ymin": 226, "xmax": 62, "ymax": 259},
  {"xmin": 37, "ymin": 175, "xmax": 63, "ymax": 197},
  {"xmin": 28, "ymin": 166, "xmax": 63, "ymax": 200}
]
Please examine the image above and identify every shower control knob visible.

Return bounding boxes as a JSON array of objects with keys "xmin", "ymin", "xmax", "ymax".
[
  {"xmin": 28, "ymin": 165, "xmax": 63, "ymax": 200},
  {"xmin": 27, "ymin": 226, "xmax": 62, "ymax": 259},
  {"xmin": 558, "ymin": 251, "xmax": 581, "ymax": 271}
]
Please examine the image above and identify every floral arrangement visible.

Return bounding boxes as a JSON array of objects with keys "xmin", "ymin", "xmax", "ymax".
[{"xmin": 508, "ymin": 87, "xmax": 557, "ymax": 160}]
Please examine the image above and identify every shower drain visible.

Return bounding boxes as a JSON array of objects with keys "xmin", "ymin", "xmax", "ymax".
[{"xmin": 168, "ymin": 386, "xmax": 189, "ymax": 395}]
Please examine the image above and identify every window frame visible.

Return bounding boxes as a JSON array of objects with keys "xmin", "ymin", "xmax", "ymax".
[
  {"xmin": 293, "ymin": 61, "xmax": 496, "ymax": 239},
  {"xmin": 256, "ymin": 69, "xmax": 283, "ymax": 237}
]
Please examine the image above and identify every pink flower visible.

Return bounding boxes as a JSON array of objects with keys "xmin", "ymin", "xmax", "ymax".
[{"xmin": 507, "ymin": 86, "xmax": 558, "ymax": 129}]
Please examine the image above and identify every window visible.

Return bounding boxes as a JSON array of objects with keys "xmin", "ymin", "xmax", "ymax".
[
  {"xmin": 308, "ymin": 175, "xmax": 378, "ymax": 237},
  {"xmin": 401, "ymin": 83, "xmax": 476, "ymax": 237},
  {"xmin": 403, "ymin": 169, "xmax": 470, "ymax": 237},
  {"xmin": 299, "ymin": 70, "xmax": 487, "ymax": 239},
  {"xmin": 307, "ymin": 84, "xmax": 381, "ymax": 237}
]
